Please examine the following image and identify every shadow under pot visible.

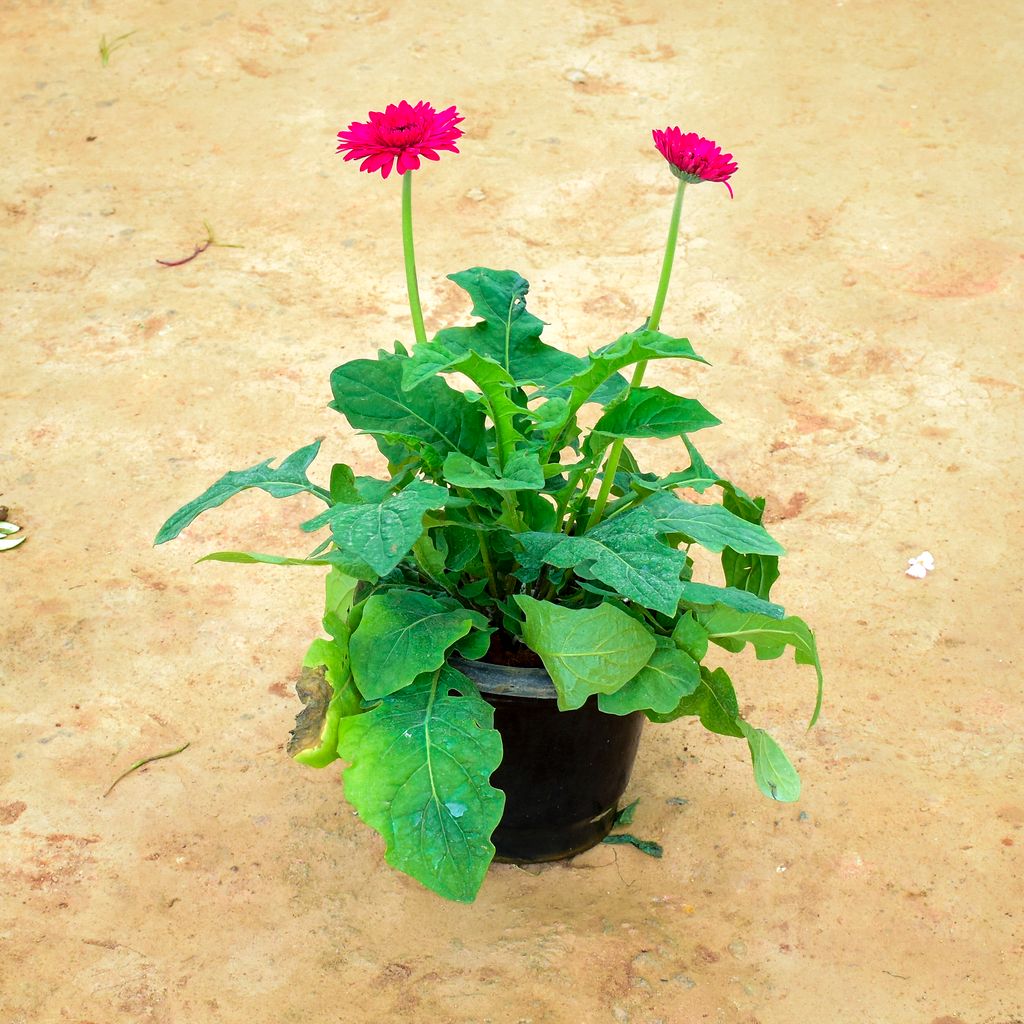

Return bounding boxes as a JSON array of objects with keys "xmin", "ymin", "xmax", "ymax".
[{"xmin": 452, "ymin": 656, "xmax": 645, "ymax": 864}]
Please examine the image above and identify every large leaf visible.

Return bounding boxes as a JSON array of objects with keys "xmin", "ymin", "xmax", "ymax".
[
  {"xmin": 647, "ymin": 665, "xmax": 744, "ymax": 736},
  {"xmin": 349, "ymin": 590, "xmax": 488, "ymax": 699},
  {"xmin": 642, "ymin": 491, "xmax": 784, "ymax": 555},
  {"xmin": 442, "ymin": 451, "xmax": 545, "ymax": 492},
  {"xmin": 515, "ymin": 596, "xmax": 656, "ymax": 710},
  {"xmin": 737, "ymin": 720, "xmax": 801, "ymax": 802},
  {"xmin": 696, "ymin": 606, "xmax": 823, "ymax": 727},
  {"xmin": 518, "ymin": 507, "xmax": 687, "ymax": 615},
  {"xmin": 679, "ymin": 581, "xmax": 784, "ymax": 620},
  {"xmin": 594, "ymin": 386, "xmax": 720, "ymax": 439},
  {"xmin": 330, "ymin": 350, "xmax": 485, "ymax": 462},
  {"xmin": 301, "ymin": 480, "xmax": 450, "ymax": 576},
  {"xmin": 428, "ymin": 268, "xmax": 588, "ymax": 391},
  {"xmin": 405, "ymin": 345, "xmax": 528, "ymax": 464},
  {"xmin": 337, "ymin": 667, "xmax": 505, "ymax": 903},
  {"xmin": 628, "ymin": 441, "xmax": 782, "ymax": 599},
  {"xmin": 598, "ymin": 638, "xmax": 700, "ymax": 715},
  {"xmin": 551, "ymin": 328, "xmax": 708, "ymax": 416},
  {"xmin": 155, "ymin": 439, "xmax": 326, "ymax": 544}
]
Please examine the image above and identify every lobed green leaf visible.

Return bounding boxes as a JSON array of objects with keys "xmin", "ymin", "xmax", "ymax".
[
  {"xmin": 641, "ymin": 492, "xmax": 784, "ymax": 556},
  {"xmin": 301, "ymin": 480, "xmax": 450, "ymax": 576},
  {"xmin": 520, "ymin": 507, "xmax": 687, "ymax": 615},
  {"xmin": 155, "ymin": 439, "xmax": 325, "ymax": 545}
]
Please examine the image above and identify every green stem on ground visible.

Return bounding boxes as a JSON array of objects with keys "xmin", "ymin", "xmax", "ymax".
[
  {"xmin": 402, "ymin": 172, "xmax": 428, "ymax": 346},
  {"xmin": 585, "ymin": 180, "xmax": 688, "ymax": 531}
]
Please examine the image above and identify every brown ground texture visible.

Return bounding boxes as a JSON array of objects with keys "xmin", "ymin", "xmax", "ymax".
[{"xmin": 2, "ymin": 1, "xmax": 1022, "ymax": 1022}]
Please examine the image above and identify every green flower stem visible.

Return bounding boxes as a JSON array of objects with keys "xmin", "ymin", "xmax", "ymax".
[
  {"xmin": 465, "ymin": 506, "xmax": 500, "ymax": 600},
  {"xmin": 402, "ymin": 172, "xmax": 428, "ymax": 347},
  {"xmin": 585, "ymin": 180, "xmax": 687, "ymax": 532},
  {"xmin": 554, "ymin": 462, "xmax": 590, "ymax": 524}
]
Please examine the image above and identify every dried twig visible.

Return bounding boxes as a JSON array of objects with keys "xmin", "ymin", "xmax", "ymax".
[
  {"xmin": 156, "ymin": 221, "xmax": 242, "ymax": 268},
  {"xmin": 103, "ymin": 742, "xmax": 190, "ymax": 797}
]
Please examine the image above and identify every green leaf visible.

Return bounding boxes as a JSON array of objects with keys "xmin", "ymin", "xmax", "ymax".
[
  {"xmin": 614, "ymin": 799, "xmax": 639, "ymax": 827},
  {"xmin": 198, "ymin": 550, "xmax": 334, "ymax": 567},
  {"xmin": 647, "ymin": 665, "xmax": 743, "ymax": 736},
  {"xmin": 349, "ymin": 590, "xmax": 488, "ymax": 700},
  {"xmin": 519, "ymin": 507, "xmax": 687, "ymax": 615},
  {"xmin": 671, "ymin": 612, "xmax": 709, "ymax": 660},
  {"xmin": 442, "ymin": 450, "xmax": 545, "ymax": 492},
  {"xmin": 601, "ymin": 833, "xmax": 664, "ymax": 858},
  {"xmin": 695, "ymin": 606, "xmax": 824, "ymax": 727},
  {"xmin": 330, "ymin": 350, "xmax": 485, "ymax": 461},
  {"xmin": 323, "ymin": 567, "xmax": 359, "ymax": 639},
  {"xmin": 628, "ymin": 441, "xmax": 782, "ymax": 599},
  {"xmin": 599, "ymin": 638, "xmax": 700, "ymax": 715},
  {"xmin": 515, "ymin": 596, "xmax": 656, "ymax": 711},
  {"xmin": 405, "ymin": 343, "xmax": 530, "ymax": 464},
  {"xmin": 527, "ymin": 397, "xmax": 571, "ymax": 433},
  {"xmin": 337, "ymin": 668, "xmax": 505, "ymax": 903},
  {"xmin": 594, "ymin": 386, "xmax": 720, "ymax": 439},
  {"xmin": 642, "ymin": 492, "xmax": 784, "ymax": 555},
  {"xmin": 301, "ymin": 480, "xmax": 450, "ymax": 576},
  {"xmin": 720, "ymin": 489, "xmax": 780, "ymax": 600},
  {"xmin": 679, "ymin": 581, "xmax": 784, "ymax": 620},
  {"xmin": 737, "ymin": 720, "xmax": 801, "ymax": 802},
  {"xmin": 550, "ymin": 328, "xmax": 708, "ymax": 415},
  {"xmin": 195, "ymin": 549, "xmax": 378, "ymax": 580},
  {"xmin": 430, "ymin": 268, "xmax": 587, "ymax": 389},
  {"xmin": 155, "ymin": 439, "xmax": 326, "ymax": 545}
]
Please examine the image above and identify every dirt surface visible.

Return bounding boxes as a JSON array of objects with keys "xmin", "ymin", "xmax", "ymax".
[{"xmin": 2, "ymin": 1, "xmax": 1022, "ymax": 1022}]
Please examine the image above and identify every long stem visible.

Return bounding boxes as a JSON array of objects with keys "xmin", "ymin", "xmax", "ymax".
[
  {"xmin": 585, "ymin": 180, "xmax": 687, "ymax": 531},
  {"xmin": 402, "ymin": 172, "xmax": 428, "ymax": 346},
  {"xmin": 466, "ymin": 506, "xmax": 500, "ymax": 600}
]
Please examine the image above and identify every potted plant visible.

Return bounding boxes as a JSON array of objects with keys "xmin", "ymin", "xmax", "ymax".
[{"xmin": 155, "ymin": 101, "xmax": 822, "ymax": 903}]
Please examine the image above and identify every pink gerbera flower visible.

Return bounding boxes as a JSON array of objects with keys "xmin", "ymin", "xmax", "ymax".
[
  {"xmin": 336, "ymin": 100, "xmax": 464, "ymax": 180},
  {"xmin": 652, "ymin": 128, "xmax": 737, "ymax": 197}
]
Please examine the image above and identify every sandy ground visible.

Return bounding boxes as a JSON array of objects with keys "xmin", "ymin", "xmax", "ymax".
[{"xmin": 2, "ymin": 1, "xmax": 1022, "ymax": 1021}]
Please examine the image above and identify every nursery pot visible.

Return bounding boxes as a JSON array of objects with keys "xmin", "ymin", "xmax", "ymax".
[{"xmin": 452, "ymin": 656, "xmax": 645, "ymax": 864}]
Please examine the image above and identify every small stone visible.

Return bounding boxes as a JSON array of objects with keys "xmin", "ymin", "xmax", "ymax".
[
  {"xmin": 672, "ymin": 974, "xmax": 696, "ymax": 989},
  {"xmin": 465, "ymin": 187, "xmax": 487, "ymax": 202},
  {"xmin": 798, "ymin": 811, "xmax": 810, "ymax": 821},
  {"xmin": 565, "ymin": 68, "xmax": 587, "ymax": 84},
  {"xmin": 728, "ymin": 940, "xmax": 747, "ymax": 958}
]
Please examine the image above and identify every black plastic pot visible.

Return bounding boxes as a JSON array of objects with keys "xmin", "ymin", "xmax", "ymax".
[{"xmin": 453, "ymin": 657, "xmax": 645, "ymax": 864}]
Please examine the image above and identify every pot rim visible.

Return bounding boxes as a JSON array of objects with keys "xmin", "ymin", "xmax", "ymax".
[{"xmin": 449, "ymin": 655, "xmax": 557, "ymax": 700}]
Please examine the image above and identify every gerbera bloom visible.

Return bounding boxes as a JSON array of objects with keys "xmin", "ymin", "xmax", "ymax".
[
  {"xmin": 652, "ymin": 128, "xmax": 737, "ymax": 197},
  {"xmin": 336, "ymin": 100, "xmax": 464, "ymax": 179}
]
